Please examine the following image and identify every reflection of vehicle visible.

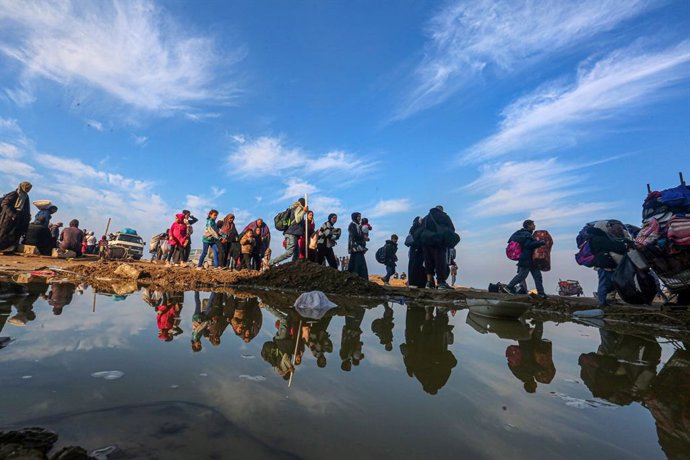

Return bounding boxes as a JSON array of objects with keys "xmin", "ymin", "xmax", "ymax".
[{"xmin": 109, "ymin": 229, "xmax": 145, "ymax": 260}]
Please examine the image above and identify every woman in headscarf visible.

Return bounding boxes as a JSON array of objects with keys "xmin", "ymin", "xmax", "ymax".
[
  {"xmin": 0, "ymin": 181, "xmax": 32, "ymax": 251},
  {"xmin": 298, "ymin": 210, "xmax": 317, "ymax": 262},
  {"xmin": 219, "ymin": 213, "xmax": 240, "ymax": 269},
  {"xmin": 242, "ymin": 218, "xmax": 271, "ymax": 269},
  {"xmin": 317, "ymin": 213, "xmax": 341, "ymax": 268},
  {"xmin": 347, "ymin": 212, "xmax": 368, "ymax": 279},
  {"xmin": 406, "ymin": 216, "xmax": 427, "ymax": 288}
]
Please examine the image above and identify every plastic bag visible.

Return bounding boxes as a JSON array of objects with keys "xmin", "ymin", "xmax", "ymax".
[{"xmin": 293, "ymin": 291, "xmax": 337, "ymax": 320}]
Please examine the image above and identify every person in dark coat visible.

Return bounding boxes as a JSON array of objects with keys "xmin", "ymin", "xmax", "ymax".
[
  {"xmin": 419, "ymin": 205, "xmax": 456, "ymax": 290},
  {"xmin": 0, "ymin": 181, "xmax": 32, "ymax": 251},
  {"xmin": 381, "ymin": 235, "xmax": 399, "ymax": 286},
  {"xmin": 24, "ymin": 216, "xmax": 54, "ymax": 255},
  {"xmin": 271, "ymin": 198, "xmax": 307, "ymax": 266},
  {"xmin": 317, "ymin": 213, "xmax": 341, "ymax": 268},
  {"xmin": 589, "ymin": 220, "xmax": 631, "ymax": 307},
  {"xmin": 243, "ymin": 218, "xmax": 271, "ymax": 269},
  {"xmin": 347, "ymin": 212, "xmax": 368, "ymax": 279},
  {"xmin": 503, "ymin": 220, "xmax": 547, "ymax": 298},
  {"xmin": 406, "ymin": 216, "xmax": 426, "ymax": 288},
  {"xmin": 59, "ymin": 219, "xmax": 85, "ymax": 256}
]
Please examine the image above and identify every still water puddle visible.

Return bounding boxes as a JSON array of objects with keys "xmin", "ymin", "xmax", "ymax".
[{"xmin": 0, "ymin": 282, "xmax": 688, "ymax": 459}]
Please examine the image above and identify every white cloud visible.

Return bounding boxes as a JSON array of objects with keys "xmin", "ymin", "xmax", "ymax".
[
  {"xmin": 231, "ymin": 134, "xmax": 246, "ymax": 144},
  {"xmin": 366, "ymin": 199, "xmax": 412, "ymax": 218},
  {"xmin": 396, "ymin": 0, "xmax": 654, "ymax": 119},
  {"xmin": 309, "ymin": 195, "xmax": 344, "ymax": 216},
  {"xmin": 0, "ymin": 0, "xmax": 243, "ymax": 112},
  {"xmin": 463, "ymin": 41, "xmax": 690, "ymax": 161},
  {"xmin": 133, "ymin": 135, "xmax": 148, "ymax": 146},
  {"xmin": 184, "ymin": 187, "xmax": 226, "ymax": 216},
  {"xmin": 0, "ymin": 142, "xmax": 21, "ymax": 158},
  {"xmin": 227, "ymin": 136, "xmax": 375, "ymax": 180},
  {"xmin": 85, "ymin": 119, "xmax": 104, "ymax": 131},
  {"xmin": 185, "ymin": 112, "xmax": 221, "ymax": 121},
  {"xmin": 280, "ymin": 178, "xmax": 317, "ymax": 201},
  {"xmin": 464, "ymin": 157, "xmax": 619, "ymax": 230}
]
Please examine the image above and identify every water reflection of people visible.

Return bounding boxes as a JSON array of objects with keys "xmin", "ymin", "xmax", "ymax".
[
  {"xmin": 400, "ymin": 306, "xmax": 457, "ymax": 395},
  {"xmin": 229, "ymin": 295, "xmax": 263, "ymax": 343},
  {"xmin": 306, "ymin": 315, "xmax": 333, "ymax": 368},
  {"xmin": 2, "ymin": 282, "xmax": 45, "ymax": 330},
  {"xmin": 261, "ymin": 305, "xmax": 303, "ymax": 379},
  {"xmin": 371, "ymin": 303, "xmax": 394, "ymax": 351},
  {"xmin": 340, "ymin": 308, "xmax": 366, "ymax": 372},
  {"xmin": 157, "ymin": 292, "xmax": 183, "ymax": 342},
  {"xmin": 505, "ymin": 321, "xmax": 556, "ymax": 393},
  {"xmin": 47, "ymin": 283, "xmax": 76, "ymax": 316},
  {"xmin": 578, "ymin": 329, "xmax": 660, "ymax": 406}
]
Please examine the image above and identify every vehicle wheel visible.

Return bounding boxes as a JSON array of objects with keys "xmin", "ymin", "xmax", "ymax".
[{"xmin": 133, "ymin": 255, "xmax": 142, "ymax": 261}]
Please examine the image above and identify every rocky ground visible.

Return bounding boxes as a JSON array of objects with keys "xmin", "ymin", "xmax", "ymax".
[{"xmin": 1, "ymin": 252, "xmax": 689, "ymax": 338}]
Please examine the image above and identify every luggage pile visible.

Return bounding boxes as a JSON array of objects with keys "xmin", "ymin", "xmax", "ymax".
[
  {"xmin": 636, "ymin": 173, "xmax": 690, "ymax": 294},
  {"xmin": 558, "ymin": 279, "xmax": 583, "ymax": 297}
]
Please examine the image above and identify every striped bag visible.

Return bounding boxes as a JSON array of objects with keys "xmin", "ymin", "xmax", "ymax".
[{"xmin": 668, "ymin": 216, "xmax": 690, "ymax": 246}]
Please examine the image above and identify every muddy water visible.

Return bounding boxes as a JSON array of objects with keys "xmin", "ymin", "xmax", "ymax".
[{"xmin": 0, "ymin": 283, "xmax": 688, "ymax": 459}]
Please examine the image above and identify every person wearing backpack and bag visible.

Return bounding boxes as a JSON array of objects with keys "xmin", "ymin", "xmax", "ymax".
[
  {"xmin": 420, "ymin": 205, "xmax": 457, "ymax": 290},
  {"xmin": 588, "ymin": 220, "xmax": 633, "ymax": 307},
  {"xmin": 270, "ymin": 198, "xmax": 307, "ymax": 266},
  {"xmin": 197, "ymin": 209, "xmax": 221, "ymax": 269},
  {"xmin": 377, "ymin": 234, "xmax": 399, "ymax": 286},
  {"xmin": 502, "ymin": 220, "xmax": 547, "ymax": 298}
]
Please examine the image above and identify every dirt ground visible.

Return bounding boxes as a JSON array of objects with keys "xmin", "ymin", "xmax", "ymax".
[{"xmin": 2, "ymin": 252, "xmax": 690, "ymax": 337}]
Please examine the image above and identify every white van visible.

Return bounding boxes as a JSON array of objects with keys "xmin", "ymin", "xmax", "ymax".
[{"xmin": 109, "ymin": 230, "xmax": 145, "ymax": 260}]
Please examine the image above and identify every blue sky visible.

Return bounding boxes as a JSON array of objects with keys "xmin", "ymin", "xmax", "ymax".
[{"xmin": 1, "ymin": 0, "xmax": 689, "ymax": 292}]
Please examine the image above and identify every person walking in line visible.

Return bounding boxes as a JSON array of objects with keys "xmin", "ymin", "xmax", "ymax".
[
  {"xmin": 59, "ymin": 219, "xmax": 84, "ymax": 257},
  {"xmin": 197, "ymin": 209, "xmax": 220, "ymax": 269},
  {"xmin": 271, "ymin": 198, "xmax": 307, "ymax": 266},
  {"xmin": 347, "ymin": 212, "xmax": 368, "ymax": 279},
  {"xmin": 243, "ymin": 218, "xmax": 271, "ymax": 270},
  {"xmin": 219, "ymin": 213, "xmax": 240, "ymax": 269},
  {"xmin": 181, "ymin": 210, "xmax": 198, "ymax": 263},
  {"xmin": 419, "ymin": 205, "xmax": 457, "ymax": 290},
  {"xmin": 381, "ymin": 234, "xmax": 399, "ymax": 286},
  {"xmin": 240, "ymin": 228, "xmax": 256, "ymax": 270},
  {"xmin": 317, "ymin": 213, "xmax": 341, "ymax": 268},
  {"xmin": 588, "ymin": 220, "xmax": 632, "ymax": 307},
  {"xmin": 0, "ymin": 181, "xmax": 32, "ymax": 251},
  {"xmin": 167, "ymin": 213, "xmax": 188, "ymax": 265},
  {"xmin": 502, "ymin": 220, "xmax": 547, "ymax": 298}
]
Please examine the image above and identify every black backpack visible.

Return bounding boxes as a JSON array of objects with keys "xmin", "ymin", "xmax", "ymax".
[
  {"xmin": 375, "ymin": 246, "xmax": 386, "ymax": 264},
  {"xmin": 274, "ymin": 208, "xmax": 292, "ymax": 232}
]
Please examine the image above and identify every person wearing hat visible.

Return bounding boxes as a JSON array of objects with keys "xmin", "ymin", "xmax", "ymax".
[
  {"xmin": 270, "ymin": 197, "xmax": 307, "ymax": 266},
  {"xmin": 0, "ymin": 181, "xmax": 32, "ymax": 251}
]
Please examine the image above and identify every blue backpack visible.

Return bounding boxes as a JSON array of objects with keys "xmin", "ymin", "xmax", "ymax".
[{"xmin": 659, "ymin": 185, "xmax": 690, "ymax": 209}]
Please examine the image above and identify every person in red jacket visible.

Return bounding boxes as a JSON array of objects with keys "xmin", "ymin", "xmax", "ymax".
[{"xmin": 166, "ymin": 213, "xmax": 188, "ymax": 265}]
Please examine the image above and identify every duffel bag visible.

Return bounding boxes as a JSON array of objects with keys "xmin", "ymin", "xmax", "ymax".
[
  {"xmin": 612, "ymin": 254, "xmax": 658, "ymax": 305},
  {"xmin": 668, "ymin": 216, "xmax": 690, "ymax": 246}
]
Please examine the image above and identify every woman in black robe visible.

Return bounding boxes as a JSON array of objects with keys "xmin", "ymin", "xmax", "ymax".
[
  {"xmin": 347, "ymin": 212, "xmax": 368, "ymax": 279},
  {"xmin": 406, "ymin": 216, "xmax": 426, "ymax": 288},
  {"xmin": 0, "ymin": 181, "xmax": 32, "ymax": 251}
]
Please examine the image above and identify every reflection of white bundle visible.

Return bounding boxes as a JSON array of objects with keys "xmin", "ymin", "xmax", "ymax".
[
  {"xmin": 32, "ymin": 200, "xmax": 52, "ymax": 210},
  {"xmin": 293, "ymin": 291, "xmax": 337, "ymax": 320}
]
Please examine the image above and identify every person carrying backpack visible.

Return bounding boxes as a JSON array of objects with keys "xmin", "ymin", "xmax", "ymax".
[
  {"xmin": 317, "ymin": 213, "xmax": 341, "ymax": 268},
  {"xmin": 419, "ymin": 205, "xmax": 457, "ymax": 290},
  {"xmin": 378, "ymin": 234, "xmax": 399, "ymax": 286},
  {"xmin": 588, "ymin": 220, "xmax": 633, "ymax": 307},
  {"xmin": 502, "ymin": 220, "xmax": 547, "ymax": 298},
  {"xmin": 270, "ymin": 198, "xmax": 307, "ymax": 266}
]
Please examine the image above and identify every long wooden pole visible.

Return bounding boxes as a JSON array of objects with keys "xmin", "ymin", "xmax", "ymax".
[
  {"xmin": 103, "ymin": 217, "xmax": 112, "ymax": 237},
  {"xmin": 288, "ymin": 319, "xmax": 303, "ymax": 388}
]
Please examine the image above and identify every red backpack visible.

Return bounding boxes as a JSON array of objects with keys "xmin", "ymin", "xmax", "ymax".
[
  {"xmin": 532, "ymin": 230, "xmax": 553, "ymax": 271},
  {"xmin": 505, "ymin": 241, "xmax": 522, "ymax": 261}
]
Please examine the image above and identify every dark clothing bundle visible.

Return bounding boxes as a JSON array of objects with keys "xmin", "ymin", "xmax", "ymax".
[
  {"xmin": 589, "ymin": 228, "xmax": 629, "ymax": 269},
  {"xmin": 24, "ymin": 223, "xmax": 54, "ymax": 255},
  {"xmin": 508, "ymin": 228, "xmax": 545, "ymax": 269},
  {"xmin": 418, "ymin": 208, "xmax": 456, "ymax": 283},
  {"xmin": 0, "ymin": 190, "xmax": 31, "ymax": 250},
  {"xmin": 60, "ymin": 227, "xmax": 84, "ymax": 256},
  {"xmin": 406, "ymin": 218, "xmax": 427, "ymax": 288}
]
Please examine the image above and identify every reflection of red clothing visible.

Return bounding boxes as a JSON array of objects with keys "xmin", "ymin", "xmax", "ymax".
[
  {"xmin": 157, "ymin": 305, "xmax": 177, "ymax": 331},
  {"xmin": 298, "ymin": 222, "xmax": 315, "ymax": 259}
]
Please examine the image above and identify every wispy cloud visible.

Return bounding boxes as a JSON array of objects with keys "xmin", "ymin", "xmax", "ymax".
[
  {"xmin": 395, "ymin": 0, "xmax": 654, "ymax": 119},
  {"xmin": 279, "ymin": 178, "xmax": 317, "ymax": 201},
  {"xmin": 85, "ymin": 119, "xmax": 104, "ymax": 131},
  {"xmin": 366, "ymin": 198, "xmax": 412, "ymax": 218},
  {"xmin": 463, "ymin": 41, "xmax": 690, "ymax": 161},
  {"xmin": 0, "ymin": 0, "xmax": 244, "ymax": 112},
  {"xmin": 133, "ymin": 135, "xmax": 148, "ymax": 146},
  {"xmin": 184, "ymin": 187, "xmax": 226, "ymax": 215},
  {"xmin": 227, "ymin": 136, "xmax": 375, "ymax": 179},
  {"xmin": 465, "ymin": 157, "xmax": 618, "ymax": 227}
]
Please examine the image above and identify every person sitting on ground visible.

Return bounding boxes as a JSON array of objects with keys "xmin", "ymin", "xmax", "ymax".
[
  {"xmin": 419, "ymin": 205, "xmax": 456, "ymax": 290},
  {"xmin": 59, "ymin": 219, "xmax": 84, "ymax": 256},
  {"xmin": 317, "ymin": 213, "xmax": 341, "ymax": 269},
  {"xmin": 24, "ymin": 216, "xmax": 54, "ymax": 255},
  {"xmin": 589, "ymin": 220, "xmax": 632, "ymax": 308},
  {"xmin": 271, "ymin": 198, "xmax": 307, "ymax": 266},
  {"xmin": 0, "ymin": 181, "xmax": 32, "ymax": 251},
  {"xmin": 240, "ymin": 228, "xmax": 256, "ymax": 270},
  {"xmin": 86, "ymin": 231, "xmax": 97, "ymax": 254},
  {"xmin": 49, "ymin": 222, "xmax": 63, "ymax": 248},
  {"xmin": 197, "ymin": 209, "xmax": 221, "ymax": 269},
  {"xmin": 502, "ymin": 220, "xmax": 547, "ymax": 298},
  {"xmin": 34, "ymin": 205, "xmax": 58, "ymax": 227},
  {"xmin": 361, "ymin": 217, "xmax": 372, "ymax": 242},
  {"xmin": 381, "ymin": 234, "xmax": 399, "ymax": 286}
]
